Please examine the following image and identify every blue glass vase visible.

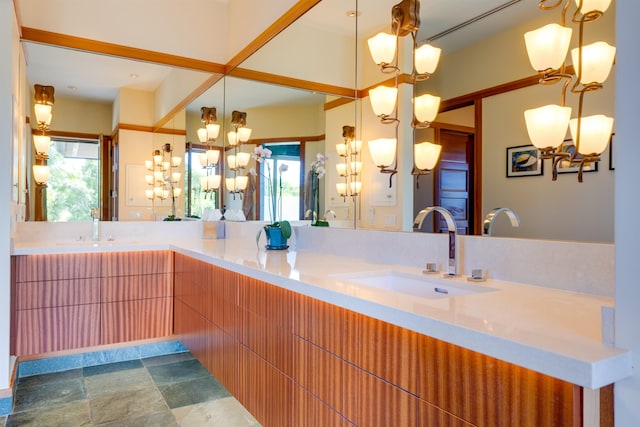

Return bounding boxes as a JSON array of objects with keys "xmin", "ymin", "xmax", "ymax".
[{"xmin": 264, "ymin": 225, "xmax": 288, "ymax": 250}]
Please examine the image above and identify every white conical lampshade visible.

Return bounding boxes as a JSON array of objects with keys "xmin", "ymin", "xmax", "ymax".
[
  {"xmin": 336, "ymin": 163, "xmax": 347, "ymax": 177},
  {"xmin": 336, "ymin": 182, "xmax": 347, "ymax": 196},
  {"xmin": 225, "ymin": 177, "xmax": 236, "ymax": 191},
  {"xmin": 524, "ymin": 104, "xmax": 572, "ymax": 149},
  {"xmin": 238, "ymin": 127, "xmax": 252, "ymax": 142},
  {"xmin": 236, "ymin": 175, "xmax": 249, "ymax": 191},
  {"xmin": 171, "ymin": 156, "xmax": 182, "ymax": 167},
  {"xmin": 228, "ymin": 131, "xmax": 239, "ymax": 146},
  {"xmin": 206, "ymin": 123, "xmax": 220, "ymax": 139},
  {"xmin": 524, "ymin": 23, "xmax": 572, "ymax": 71},
  {"xmin": 415, "ymin": 44, "xmax": 441, "ymax": 75},
  {"xmin": 369, "ymin": 86, "xmax": 398, "ymax": 117},
  {"xmin": 571, "ymin": 42, "xmax": 616, "ymax": 84},
  {"xmin": 336, "ymin": 143, "xmax": 347, "ymax": 157},
  {"xmin": 34, "ymin": 104, "xmax": 52, "ymax": 127},
  {"xmin": 172, "ymin": 188, "xmax": 182, "ymax": 198},
  {"xmin": 199, "ymin": 153, "xmax": 208, "ymax": 167},
  {"xmin": 33, "ymin": 134, "xmax": 51, "ymax": 156},
  {"xmin": 145, "ymin": 189, "xmax": 154, "ymax": 199},
  {"xmin": 574, "ymin": 0, "xmax": 611, "ymax": 13},
  {"xmin": 349, "ymin": 181, "xmax": 362, "ymax": 195},
  {"xmin": 33, "ymin": 165, "xmax": 49, "ymax": 184},
  {"xmin": 368, "ymin": 32, "xmax": 397, "ymax": 66},
  {"xmin": 414, "ymin": 141, "xmax": 442, "ymax": 170},
  {"xmin": 350, "ymin": 161, "xmax": 363, "ymax": 175},
  {"xmin": 569, "ymin": 115, "xmax": 614, "ymax": 155},
  {"xmin": 208, "ymin": 174, "xmax": 221, "ymax": 190},
  {"xmin": 145, "ymin": 175, "xmax": 153, "ymax": 185},
  {"xmin": 206, "ymin": 149, "xmax": 219, "ymax": 165},
  {"xmin": 197, "ymin": 128, "xmax": 208, "ymax": 143},
  {"xmin": 236, "ymin": 152, "xmax": 251, "ymax": 168},
  {"xmin": 368, "ymin": 138, "xmax": 396, "ymax": 168},
  {"xmin": 414, "ymin": 94, "xmax": 441, "ymax": 123},
  {"xmin": 349, "ymin": 140, "xmax": 362, "ymax": 155},
  {"xmin": 227, "ymin": 155, "xmax": 238, "ymax": 170},
  {"xmin": 172, "ymin": 172, "xmax": 181, "ymax": 182}
]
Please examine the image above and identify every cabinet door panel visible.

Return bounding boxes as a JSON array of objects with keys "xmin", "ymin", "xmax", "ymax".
[
  {"xmin": 294, "ymin": 294, "xmax": 344, "ymax": 357},
  {"xmin": 294, "ymin": 337, "xmax": 343, "ymax": 415},
  {"xmin": 17, "ymin": 278, "xmax": 100, "ymax": 309},
  {"xmin": 101, "ymin": 297, "xmax": 173, "ymax": 344},
  {"xmin": 16, "ymin": 253, "xmax": 101, "ymax": 282},
  {"xmin": 16, "ymin": 304, "xmax": 100, "ymax": 355},
  {"xmin": 238, "ymin": 345, "xmax": 293, "ymax": 427},
  {"xmin": 343, "ymin": 361, "xmax": 418, "ymax": 427},
  {"xmin": 294, "ymin": 384, "xmax": 350, "ymax": 427},
  {"xmin": 100, "ymin": 273, "xmax": 172, "ymax": 302},
  {"xmin": 417, "ymin": 335, "xmax": 580, "ymax": 427},
  {"xmin": 101, "ymin": 250, "xmax": 172, "ymax": 277},
  {"xmin": 344, "ymin": 309, "xmax": 418, "ymax": 394}
]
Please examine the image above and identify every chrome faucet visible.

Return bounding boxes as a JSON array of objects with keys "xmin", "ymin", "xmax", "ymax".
[
  {"xmin": 413, "ymin": 206, "xmax": 458, "ymax": 277},
  {"xmin": 91, "ymin": 208, "xmax": 100, "ymax": 241},
  {"xmin": 482, "ymin": 207, "xmax": 520, "ymax": 236}
]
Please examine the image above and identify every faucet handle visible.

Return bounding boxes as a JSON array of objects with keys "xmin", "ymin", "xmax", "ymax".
[
  {"xmin": 423, "ymin": 263, "xmax": 440, "ymax": 274},
  {"xmin": 467, "ymin": 269, "xmax": 487, "ymax": 282}
]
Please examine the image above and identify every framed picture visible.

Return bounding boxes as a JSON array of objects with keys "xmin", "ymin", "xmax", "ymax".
[
  {"xmin": 609, "ymin": 133, "xmax": 615, "ymax": 171},
  {"xmin": 506, "ymin": 145, "xmax": 543, "ymax": 177},
  {"xmin": 557, "ymin": 140, "xmax": 599, "ymax": 174}
]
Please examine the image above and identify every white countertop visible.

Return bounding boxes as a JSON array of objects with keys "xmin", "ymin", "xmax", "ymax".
[{"xmin": 12, "ymin": 237, "xmax": 631, "ymax": 390}]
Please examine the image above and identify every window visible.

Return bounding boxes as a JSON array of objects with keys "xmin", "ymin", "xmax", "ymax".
[
  {"xmin": 259, "ymin": 143, "xmax": 301, "ymax": 221},
  {"xmin": 184, "ymin": 144, "xmax": 221, "ymax": 218},
  {"xmin": 46, "ymin": 138, "xmax": 100, "ymax": 221}
]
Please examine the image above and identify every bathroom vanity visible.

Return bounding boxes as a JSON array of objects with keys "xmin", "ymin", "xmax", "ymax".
[{"xmin": 10, "ymin": 221, "xmax": 629, "ymax": 426}]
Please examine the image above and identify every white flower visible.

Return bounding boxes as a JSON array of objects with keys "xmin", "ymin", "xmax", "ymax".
[
  {"xmin": 252, "ymin": 145, "xmax": 272, "ymax": 163},
  {"xmin": 249, "ymin": 168, "xmax": 257, "ymax": 176},
  {"xmin": 279, "ymin": 163, "xmax": 289, "ymax": 173},
  {"xmin": 316, "ymin": 165, "xmax": 326, "ymax": 178}
]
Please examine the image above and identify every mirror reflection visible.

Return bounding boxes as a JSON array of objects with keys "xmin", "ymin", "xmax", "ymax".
[{"xmin": 20, "ymin": 0, "xmax": 615, "ymax": 243}]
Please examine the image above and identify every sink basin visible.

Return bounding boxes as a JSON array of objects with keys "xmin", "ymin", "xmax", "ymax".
[{"xmin": 333, "ymin": 270, "xmax": 497, "ymax": 299}]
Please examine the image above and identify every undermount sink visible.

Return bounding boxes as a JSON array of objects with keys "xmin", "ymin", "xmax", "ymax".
[{"xmin": 333, "ymin": 270, "xmax": 497, "ymax": 299}]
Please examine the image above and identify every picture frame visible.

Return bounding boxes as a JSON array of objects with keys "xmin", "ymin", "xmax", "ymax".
[
  {"xmin": 556, "ymin": 139, "xmax": 599, "ymax": 174},
  {"xmin": 506, "ymin": 145, "xmax": 543, "ymax": 177}
]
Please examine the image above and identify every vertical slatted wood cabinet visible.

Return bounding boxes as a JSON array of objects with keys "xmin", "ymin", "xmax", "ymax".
[
  {"xmin": 13, "ymin": 250, "xmax": 173, "ymax": 356},
  {"xmin": 173, "ymin": 253, "xmax": 582, "ymax": 427}
]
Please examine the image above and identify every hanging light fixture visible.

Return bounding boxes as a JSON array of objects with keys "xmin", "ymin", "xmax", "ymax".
[
  {"xmin": 145, "ymin": 143, "xmax": 182, "ymax": 218},
  {"xmin": 226, "ymin": 111, "xmax": 252, "ymax": 198},
  {"xmin": 366, "ymin": 0, "xmax": 443, "ymax": 187},
  {"xmin": 523, "ymin": 0, "xmax": 614, "ymax": 182},
  {"xmin": 197, "ymin": 107, "xmax": 221, "ymax": 196},
  {"xmin": 32, "ymin": 84, "xmax": 55, "ymax": 191},
  {"xmin": 336, "ymin": 126, "xmax": 362, "ymax": 199}
]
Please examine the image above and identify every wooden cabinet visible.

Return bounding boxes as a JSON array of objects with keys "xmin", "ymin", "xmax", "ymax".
[
  {"xmin": 171, "ymin": 254, "xmax": 583, "ymax": 427},
  {"xmin": 13, "ymin": 250, "xmax": 173, "ymax": 356},
  {"xmin": 100, "ymin": 251, "xmax": 173, "ymax": 344},
  {"xmin": 14, "ymin": 253, "xmax": 101, "ymax": 355}
]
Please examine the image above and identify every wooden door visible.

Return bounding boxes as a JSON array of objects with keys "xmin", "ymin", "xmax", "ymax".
[{"xmin": 434, "ymin": 129, "xmax": 474, "ymax": 235}]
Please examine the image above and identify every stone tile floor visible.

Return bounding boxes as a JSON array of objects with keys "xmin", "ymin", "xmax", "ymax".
[{"xmin": 2, "ymin": 352, "xmax": 261, "ymax": 426}]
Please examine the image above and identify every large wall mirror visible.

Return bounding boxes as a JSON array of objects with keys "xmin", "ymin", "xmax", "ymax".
[{"xmin": 21, "ymin": 0, "xmax": 615, "ymax": 243}]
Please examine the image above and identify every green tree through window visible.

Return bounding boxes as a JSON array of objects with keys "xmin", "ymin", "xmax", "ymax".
[{"xmin": 46, "ymin": 138, "xmax": 100, "ymax": 221}]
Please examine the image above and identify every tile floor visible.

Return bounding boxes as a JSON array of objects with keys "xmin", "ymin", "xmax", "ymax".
[{"xmin": 2, "ymin": 352, "xmax": 261, "ymax": 426}]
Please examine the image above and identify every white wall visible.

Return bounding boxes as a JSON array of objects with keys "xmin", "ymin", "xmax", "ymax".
[
  {"xmin": 0, "ymin": 0, "xmax": 19, "ymax": 391},
  {"xmin": 614, "ymin": 2, "xmax": 640, "ymax": 425},
  {"xmin": 46, "ymin": 96, "xmax": 113, "ymax": 135}
]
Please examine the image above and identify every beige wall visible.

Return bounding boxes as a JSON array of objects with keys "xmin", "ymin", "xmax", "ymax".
[{"xmin": 46, "ymin": 96, "xmax": 113, "ymax": 135}]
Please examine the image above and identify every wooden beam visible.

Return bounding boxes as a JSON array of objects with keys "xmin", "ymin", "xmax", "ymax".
[{"xmin": 21, "ymin": 27, "xmax": 225, "ymax": 74}]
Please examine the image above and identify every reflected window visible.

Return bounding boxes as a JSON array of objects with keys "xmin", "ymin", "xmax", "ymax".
[
  {"xmin": 184, "ymin": 143, "xmax": 221, "ymax": 218},
  {"xmin": 46, "ymin": 137, "xmax": 100, "ymax": 221},
  {"xmin": 259, "ymin": 143, "xmax": 301, "ymax": 222}
]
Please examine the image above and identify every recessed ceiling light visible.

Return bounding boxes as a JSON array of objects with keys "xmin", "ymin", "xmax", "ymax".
[
  {"xmin": 67, "ymin": 85, "xmax": 77, "ymax": 90},
  {"xmin": 130, "ymin": 73, "xmax": 139, "ymax": 78},
  {"xmin": 346, "ymin": 10, "xmax": 361, "ymax": 18}
]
